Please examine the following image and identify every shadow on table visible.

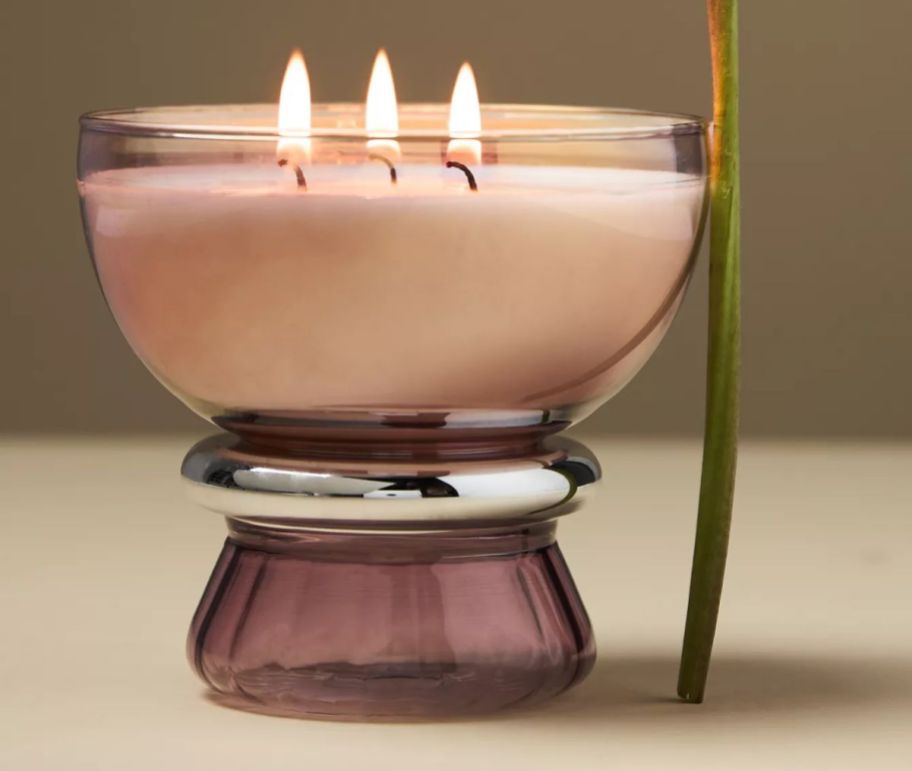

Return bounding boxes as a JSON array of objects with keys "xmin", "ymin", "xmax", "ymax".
[
  {"xmin": 529, "ymin": 652, "xmax": 912, "ymax": 724},
  {"xmin": 202, "ymin": 652, "xmax": 912, "ymax": 725}
]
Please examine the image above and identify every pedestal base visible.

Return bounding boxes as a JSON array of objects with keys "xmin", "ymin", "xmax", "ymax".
[
  {"xmin": 188, "ymin": 522, "xmax": 594, "ymax": 719},
  {"xmin": 182, "ymin": 433, "xmax": 600, "ymax": 719}
]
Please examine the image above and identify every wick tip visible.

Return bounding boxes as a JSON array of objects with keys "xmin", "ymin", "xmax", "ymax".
[
  {"xmin": 368, "ymin": 153, "xmax": 399, "ymax": 186},
  {"xmin": 445, "ymin": 160, "xmax": 478, "ymax": 192},
  {"xmin": 278, "ymin": 158, "xmax": 307, "ymax": 190}
]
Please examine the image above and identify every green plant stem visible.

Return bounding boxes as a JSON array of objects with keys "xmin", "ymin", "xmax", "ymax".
[{"xmin": 677, "ymin": 0, "xmax": 741, "ymax": 704}]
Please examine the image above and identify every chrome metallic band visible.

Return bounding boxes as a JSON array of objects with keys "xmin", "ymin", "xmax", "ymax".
[{"xmin": 181, "ymin": 434, "xmax": 600, "ymax": 529}]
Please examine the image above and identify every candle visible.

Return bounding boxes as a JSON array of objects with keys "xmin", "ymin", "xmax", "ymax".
[
  {"xmin": 78, "ymin": 52, "xmax": 706, "ymax": 433},
  {"xmin": 76, "ymin": 49, "xmax": 712, "ymax": 721}
]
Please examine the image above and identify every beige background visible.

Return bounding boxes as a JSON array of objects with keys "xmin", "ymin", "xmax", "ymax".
[{"xmin": 1, "ymin": 0, "xmax": 909, "ymax": 436}]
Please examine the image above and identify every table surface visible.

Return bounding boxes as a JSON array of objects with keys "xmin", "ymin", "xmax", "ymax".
[{"xmin": 1, "ymin": 435, "xmax": 910, "ymax": 770}]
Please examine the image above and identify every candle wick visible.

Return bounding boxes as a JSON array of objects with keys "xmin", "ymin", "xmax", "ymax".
[
  {"xmin": 277, "ymin": 159, "xmax": 307, "ymax": 190},
  {"xmin": 445, "ymin": 161, "xmax": 478, "ymax": 192},
  {"xmin": 368, "ymin": 154, "xmax": 398, "ymax": 185}
]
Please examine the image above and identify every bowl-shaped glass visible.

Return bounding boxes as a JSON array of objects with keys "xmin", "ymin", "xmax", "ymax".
[{"xmin": 78, "ymin": 104, "xmax": 706, "ymax": 452}]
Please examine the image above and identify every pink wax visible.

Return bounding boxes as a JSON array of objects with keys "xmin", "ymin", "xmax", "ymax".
[{"xmin": 80, "ymin": 163, "xmax": 704, "ymax": 431}]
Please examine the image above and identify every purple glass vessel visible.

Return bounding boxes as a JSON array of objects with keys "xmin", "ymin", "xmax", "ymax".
[
  {"xmin": 189, "ymin": 522, "xmax": 594, "ymax": 718},
  {"xmin": 77, "ymin": 104, "xmax": 708, "ymax": 719}
]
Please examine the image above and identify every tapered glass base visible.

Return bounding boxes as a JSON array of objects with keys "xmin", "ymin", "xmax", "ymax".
[{"xmin": 188, "ymin": 522, "xmax": 594, "ymax": 719}]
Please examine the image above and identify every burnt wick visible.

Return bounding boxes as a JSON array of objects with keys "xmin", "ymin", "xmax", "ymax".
[
  {"xmin": 368, "ymin": 154, "xmax": 399, "ymax": 185},
  {"xmin": 278, "ymin": 159, "xmax": 307, "ymax": 190},
  {"xmin": 445, "ymin": 161, "xmax": 478, "ymax": 192}
]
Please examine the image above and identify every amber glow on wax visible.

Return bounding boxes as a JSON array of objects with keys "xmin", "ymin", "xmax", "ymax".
[
  {"xmin": 366, "ymin": 49, "xmax": 401, "ymax": 164},
  {"xmin": 447, "ymin": 63, "xmax": 482, "ymax": 165},
  {"xmin": 277, "ymin": 50, "xmax": 312, "ymax": 165}
]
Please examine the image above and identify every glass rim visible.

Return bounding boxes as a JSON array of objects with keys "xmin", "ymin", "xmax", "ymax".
[{"xmin": 79, "ymin": 103, "xmax": 707, "ymax": 142}]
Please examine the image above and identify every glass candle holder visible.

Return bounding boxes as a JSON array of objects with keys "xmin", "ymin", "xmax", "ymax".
[{"xmin": 78, "ymin": 104, "xmax": 707, "ymax": 719}]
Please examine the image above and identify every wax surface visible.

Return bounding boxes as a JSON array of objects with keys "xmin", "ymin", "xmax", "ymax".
[{"xmin": 81, "ymin": 164, "xmax": 704, "ymax": 426}]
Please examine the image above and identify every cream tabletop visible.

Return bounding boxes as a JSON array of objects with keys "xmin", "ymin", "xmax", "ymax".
[{"xmin": 1, "ymin": 435, "xmax": 910, "ymax": 770}]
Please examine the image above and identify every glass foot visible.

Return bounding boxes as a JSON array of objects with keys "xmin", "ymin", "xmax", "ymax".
[{"xmin": 188, "ymin": 522, "xmax": 595, "ymax": 719}]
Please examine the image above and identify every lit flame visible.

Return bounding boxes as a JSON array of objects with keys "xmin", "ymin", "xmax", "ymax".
[
  {"xmin": 277, "ymin": 50, "xmax": 312, "ymax": 165},
  {"xmin": 366, "ymin": 49, "xmax": 400, "ymax": 163},
  {"xmin": 447, "ymin": 62, "xmax": 481, "ymax": 165}
]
